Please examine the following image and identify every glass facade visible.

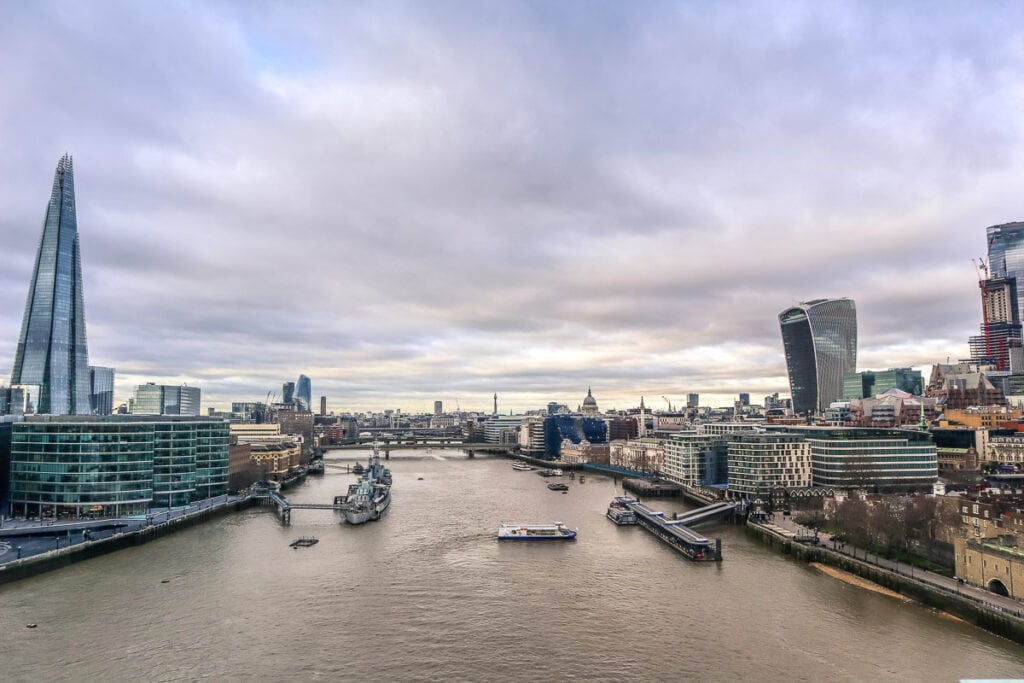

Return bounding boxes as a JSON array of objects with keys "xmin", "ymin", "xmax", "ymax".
[
  {"xmin": 842, "ymin": 368, "xmax": 923, "ymax": 400},
  {"xmin": 10, "ymin": 155, "xmax": 91, "ymax": 415},
  {"xmin": 773, "ymin": 426, "xmax": 937, "ymax": 492},
  {"xmin": 987, "ymin": 222, "xmax": 1024, "ymax": 326},
  {"xmin": 6, "ymin": 416, "xmax": 230, "ymax": 517},
  {"xmin": 8, "ymin": 420, "xmax": 155, "ymax": 517},
  {"xmin": 727, "ymin": 433, "xmax": 811, "ymax": 496},
  {"xmin": 132, "ymin": 384, "xmax": 201, "ymax": 416},
  {"xmin": 296, "ymin": 374, "xmax": 311, "ymax": 411},
  {"xmin": 779, "ymin": 299, "xmax": 857, "ymax": 415},
  {"xmin": 90, "ymin": 365, "xmax": 115, "ymax": 415}
]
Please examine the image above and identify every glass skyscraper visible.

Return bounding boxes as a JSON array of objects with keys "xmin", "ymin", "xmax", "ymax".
[
  {"xmin": 987, "ymin": 222, "xmax": 1024, "ymax": 329},
  {"xmin": 296, "ymin": 374, "xmax": 311, "ymax": 410},
  {"xmin": 10, "ymin": 155, "xmax": 91, "ymax": 414},
  {"xmin": 779, "ymin": 298, "xmax": 857, "ymax": 415}
]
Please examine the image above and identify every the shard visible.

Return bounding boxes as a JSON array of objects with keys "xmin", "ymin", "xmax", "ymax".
[{"xmin": 10, "ymin": 154, "xmax": 91, "ymax": 414}]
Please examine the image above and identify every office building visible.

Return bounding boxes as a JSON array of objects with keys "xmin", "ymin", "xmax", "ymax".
[
  {"xmin": 727, "ymin": 432, "xmax": 811, "ymax": 497},
  {"xmin": 10, "ymin": 155, "xmax": 91, "ymax": 414},
  {"xmin": 987, "ymin": 222, "xmax": 1024, "ymax": 326},
  {"xmin": 434, "ymin": 400, "xmax": 443, "ymax": 415},
  {"xmin": 542, "ymin": 415, "xmax": 607, "ymax": 460},
  {"xmin": 686, "ymin": 393, "xmax": 699, "ymax": 409},
  {"xmin": 296, "ymin": 374, "xmax": 311, "ymax": 410},
  {"xmin": 773, "ymin": 426, "xmax": 937, "ymax": 492},
  {"xmin": 6, "ymin": 415, "xmax": 229, "ymax": 517},
  {"xmin": 132, "ymin": 383, "xmax": 201, "ymax": 416},
  {"xmin": 282, "ymin": 381, "xmax": 295, "ymax": 405},
  {"xmin": 320, "ymin": 396, "xmax": 328, "ymax": 416},
  {"xmin": 842, "ymin": 368, "xmax": 923, "ymax": 400},
  {"xmin": 663, "ymin": 423, "xmax": 758, "ymax": 487},
  {"xmin": 779, "ymin": 298, "xmax": 857, "ymax": 415},
  {"xmin": 90, "ymin": 366, "xmax": 115, "ymax": 415}
]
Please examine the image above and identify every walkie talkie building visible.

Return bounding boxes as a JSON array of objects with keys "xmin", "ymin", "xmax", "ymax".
[
  {"xmin": 10, "ymin": 155, "xmax": 91, "ymax": 415},
  {"xmin": 779, "ymin": 298, "xmax": 857, "ymax": 416}
]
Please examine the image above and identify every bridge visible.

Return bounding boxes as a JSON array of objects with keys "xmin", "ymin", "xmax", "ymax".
[
  {"xmin": 620, "ymin": 498, "xmax": 739, "ymax": 561},
  {"xmin": 251, "ymin": 487, "xmax": 347, "ymax": 525}
]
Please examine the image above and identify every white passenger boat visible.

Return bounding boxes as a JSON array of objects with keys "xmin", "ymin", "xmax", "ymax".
[
  {"xmin": 497, "ymin": 522, "xmax": 577, "ymax": 540},
  {"xmin": 606, "ymin": 497, "xmax": 639, "ymax": 525},
  {"xmin": 512, "ymin": 462, "xmax": 534, "ymax": 471}
]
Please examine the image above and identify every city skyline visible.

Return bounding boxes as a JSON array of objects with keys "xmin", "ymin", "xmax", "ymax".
[{"xmin": 2, "ymin": 3, "xmax": 1023, "ymax": 413}]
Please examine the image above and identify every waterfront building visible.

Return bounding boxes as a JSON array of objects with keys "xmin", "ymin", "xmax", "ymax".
[
  {"xmin": 772, "ymin": 426, "xmax": 937, "ymax": 492},
  {"xmin": 296, "ymin": 374, "xmax": 311, "ymax": 411},
  {"xmin": 727, "ymin": 432, "xmax": 811, "ymax": 497},
  {"xmin": 779, "ymin": 298, "xmax": 857, "ymax": 415},
  {"xmin": 663, "ymin": 423, "xmax": 758, "ymax": 486},
  {"xmin": 482, "ymin": 415, "xmax": 525, "ymax": 445},
  {"xmin": 580, "ymin": 388, "xmax": 600, "ymax": 416},
  {"xmin": 561, "ymin": 439, "xmax": 610, "ymax": 465},
  {"xmin": 542, "ymin": 415, "xmax": 607, "ymax": 460},
  {"xmin": 10, "ymin": 155, "xmax": 91, "ymax": 415},
  {"xmin": 987, "ymin": 222, "xmax": 1024, "ymax": 326},
  {"xmin": 132, "ymin": 383, "xmax": 201, "ymax": 416},
  {"xmin": 519, "ymin": 417, "xmax": 547, "ymax": 455},
  {"xmin": 90, "ymin": 366, "xmax": 115, "ymax": 415},
  {"xmin": 6, "ymin": 415, "xmax": 229, "ymax": 518},
  {"xmin": 608, "ymin": 437, "xmax": 664, "ymax": 474},
  {"xmin": 248, "ymin": 441, "xmax": 301, "ymax": 480},
  {"xmin": 230, "ymin": 423, "xmax": 283, "ymax": 444}
]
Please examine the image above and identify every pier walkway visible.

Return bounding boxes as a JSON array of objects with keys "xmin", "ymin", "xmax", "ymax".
[{"xmin": 623, "ymin": 499, "xmax": 721, "ymax": 561}]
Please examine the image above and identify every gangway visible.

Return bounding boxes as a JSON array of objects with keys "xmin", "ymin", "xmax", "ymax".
[
  {"xmin": 665, "ymin": 501, "xmax": 738, "ymax": 527},
  {"xmin": 623, "ymin": 499, "xmax": 721, "ymax": 561}
]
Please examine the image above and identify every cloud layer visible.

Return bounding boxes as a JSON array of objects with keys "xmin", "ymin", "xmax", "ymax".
[{"xmin": 1, "ymin": 2, "xmax": 1021, "ymax": 413}]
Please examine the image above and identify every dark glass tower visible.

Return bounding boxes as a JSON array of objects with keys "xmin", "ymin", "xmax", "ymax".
[
  {"xmin": 10, "ymin": 155, "xmax": 91, "ymax": 414},
  {"xmin": 779, "ymin": 298, "xmax": 857, "ymax": 415},
  {"xmin": 987, "ymin": 222, "xmax": 1024, "ymax": 325},
  {"xmin": 296, "ymin": 374, "xmax": 311, "ymax": 410}
]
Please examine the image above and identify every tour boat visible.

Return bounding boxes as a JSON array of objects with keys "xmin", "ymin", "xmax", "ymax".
[{"xmin": 497, "ymin": 522, "xmax": 577, "ymax": 540}]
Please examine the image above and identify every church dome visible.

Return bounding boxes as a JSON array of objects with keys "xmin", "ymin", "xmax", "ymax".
[{"xmin": 581, "ymin": 387, "xmax": 598, "ymax": 414}]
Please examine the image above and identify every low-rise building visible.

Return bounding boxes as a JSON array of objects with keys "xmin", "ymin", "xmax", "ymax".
[
  {"xmin": 608, "ymin": 438, "xmax": 664, "ymax": 474},
  {"xmin": 955, "ymin": 536, "xmax": 1024, "ymax": 598}
]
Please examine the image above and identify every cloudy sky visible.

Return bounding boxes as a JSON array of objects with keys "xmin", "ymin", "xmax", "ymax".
[{"xmin": 1, "ymin": 2, "xmax": 1021, "ymax": 414}]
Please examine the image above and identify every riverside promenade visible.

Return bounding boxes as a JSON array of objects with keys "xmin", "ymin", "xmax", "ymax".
[
  {"xmin": 748, "ymin": 514, "xmax": 1024, "ymax": 643},
  {"xmin": 0, "ymin": 495, "xmax": 244, "ymax": 584}
]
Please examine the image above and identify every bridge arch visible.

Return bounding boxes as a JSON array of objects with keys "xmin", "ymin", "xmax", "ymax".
[{"xmin": 988, "ymin": 578, "xmax": 1010, "ymax": 597}]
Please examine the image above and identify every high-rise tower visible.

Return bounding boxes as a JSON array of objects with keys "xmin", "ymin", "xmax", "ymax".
[
  {"xmin": 296, "ymin": 374, "xmax": 311, "ymax": 410},
  {"xmin": 11, "ymin": 155, "xmax": 91, "ymax": 414},
  {"xmin": 987, "ymin": 222, "xmax": 1024, "ymax": 325},
  {"xmin": 779, "ymin": 298, "xmax": 857, "ymax": 415}
]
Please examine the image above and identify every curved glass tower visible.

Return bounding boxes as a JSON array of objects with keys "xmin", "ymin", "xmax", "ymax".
[
  {"xmin": 296, "ymin": 374, "xmax": 311, "ymax": 411},
  {"xmin": 10, "ymin": 155, "xmax": 91, "ymax": 414},
  {"xmin": 779, "ymin": 298, "xmax": 857, "ymax": 415}
]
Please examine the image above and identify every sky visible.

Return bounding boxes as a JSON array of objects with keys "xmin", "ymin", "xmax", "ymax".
[{"xmin": 1, "ymin": 1, "xmax": 1022, "ymax": 415}]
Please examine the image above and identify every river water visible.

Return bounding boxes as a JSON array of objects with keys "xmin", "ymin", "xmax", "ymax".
[{"xmin": 3, "ymin": 449, "xmax": 1023, "ymax": 681}]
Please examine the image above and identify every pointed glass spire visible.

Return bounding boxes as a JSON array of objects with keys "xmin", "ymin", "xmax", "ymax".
[{"xmin": 10, "ymin": 154, "xmax": 91, "ymax": 414}]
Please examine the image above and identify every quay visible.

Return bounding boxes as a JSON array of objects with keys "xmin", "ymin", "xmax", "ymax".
[
  {"xmin": 622, "ymin": 478, "xmax": 681, "ymax": 497},
  {"xmin": 618, "ymin": 497, "xmax": 739, "ymax": 561},
  {"xmin": 746, "ymin": 518, "xmax": 1024, "ymax": 645}
]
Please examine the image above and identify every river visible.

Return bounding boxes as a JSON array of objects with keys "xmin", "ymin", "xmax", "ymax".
[{"xmin": 3, "ymin": 449, "xmax": 1023, "ymax": 681}]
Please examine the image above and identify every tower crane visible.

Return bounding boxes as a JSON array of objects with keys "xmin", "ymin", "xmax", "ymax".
[{"xmin": 973, "ymin": 257, "xmax": 994, "ymax": 367}]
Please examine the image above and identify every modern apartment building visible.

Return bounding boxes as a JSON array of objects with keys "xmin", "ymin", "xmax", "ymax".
[{"xmin": 727, "ymin": 432, "xmax": 811, "ymax": 497}]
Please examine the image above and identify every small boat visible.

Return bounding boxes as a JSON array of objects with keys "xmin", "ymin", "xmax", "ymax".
[
  {"xmin": 537, "ymin": 468, "xmax": 564, "ymax": 477},
  {"xmin": 26, "ymin": 623, "xmax": 37, "ymax": 629},
  {"xmin": 512, "ymin": 463, "xmax": 534, "ymax": 471},
  {"xmin": 290, "ymin": 536, "xmax": 319, "ymax": 548},
  {"xmin": 497, "ymin": 522, "xmax": 577, "ymax": 541},
  {"xmin": 351, "ymin": 463, "xmax": 365, "ymax": 475},
  {"xmin": 606, "ymin": 496, "xmax": 639, "ymax": 525},
  {"xmin": 547, "ymin": 483, "xmax": 569, "ymax": 491}
]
